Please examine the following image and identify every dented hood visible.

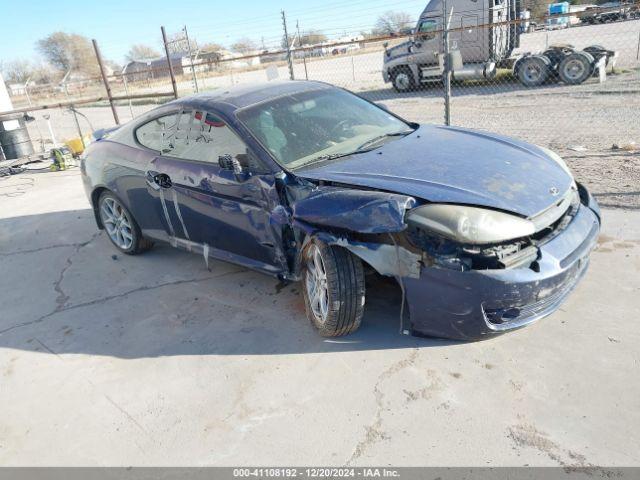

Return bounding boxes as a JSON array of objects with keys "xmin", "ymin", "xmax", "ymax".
[{"xmin": 296, "ymin": 125, "xmax": 574, "ymax": 218}]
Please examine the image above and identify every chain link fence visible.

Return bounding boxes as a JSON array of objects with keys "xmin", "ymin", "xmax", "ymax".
[{"xmin": 2, "ymin": 4, "xmax": 639, "ymax": 205}]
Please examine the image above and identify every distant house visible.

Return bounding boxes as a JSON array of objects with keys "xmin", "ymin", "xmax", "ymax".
[
  {"xmin": 122, "ymin": 60, "xmax": 151, "ymax": 82},
  {"xmin": 217, "ymin": 50, "xmax": 262, "ymax": 69},
  {"xmin": 123, "ymin": 54, "xmax": 184, "ymax": 82},
  {"xmin": 151, "ymin": 54, "xmax": 184, "ymax": 78},
  {"xmin": 188, "ymin": 50, "xmax": 225, "ymax": 72},
  {"xmin": 8, "ymin": 84, "xmax": 26, "ymax": 96}
]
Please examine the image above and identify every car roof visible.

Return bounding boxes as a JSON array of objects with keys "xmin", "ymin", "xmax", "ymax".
[{"xmin": 172, "ymin": 80, "xmax": 334, "ymax": 111}]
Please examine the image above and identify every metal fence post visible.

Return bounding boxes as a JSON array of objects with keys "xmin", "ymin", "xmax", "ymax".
[
  {"xmin": 23, "ymin": 77, "xmax": 45, "ymax": 152},
  {"xmin": 92, "ymin": 39, "xmax": 120, "ymax": 125},
  {"xmin": 121, "ymin": 71, "xmax": 134, "ymax": 119},
  {"xmin": 297, "ymin": 20, "xmax": 309, "ymax": 80},
  {"xmin": 161, "ymin": 26, "xmax": 179, "ymax": 99},
  {"xmin": 282, "ymin": 10, "xmax": 295, "ymax": 80},
  {"xmin": 443, "ymin": 3, "xmax": 453, "ymax": 126},
  {"xmin": 61, "ymin": 73, "xmax": 85, "ymax": 149},
  {"xmin": 183, "ymin": 25, "xmax": 199, "ymax": 93},
  {"xmin": 70, "ymin": 105, "xmax": 85, "ymax": 149}
]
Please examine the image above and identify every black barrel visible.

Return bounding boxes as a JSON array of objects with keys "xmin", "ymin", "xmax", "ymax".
[{"xmin": 0, "ymin": 113, "xmax": 34, "ymax": 160}]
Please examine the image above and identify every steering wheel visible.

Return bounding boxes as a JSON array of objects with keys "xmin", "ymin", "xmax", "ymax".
[{"xmin": 329, "ymin": 118, "xmax": 356, "ymax": 137}]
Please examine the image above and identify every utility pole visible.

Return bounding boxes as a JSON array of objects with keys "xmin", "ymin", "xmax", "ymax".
[
  {"xmin": 183, "ymin": 26, "xmax": 199, "ymax": 93},
  {"xmin": 161, "ymin": 26, "xmax": 179, "ymax": 99},
  {"xmin": 282, "ymin": 10, "xmax": 294, "ymax": 80},
  {"xmin": 93, "ymin": 39, "xmax": 120, "ymax": 125},
  {"xmin": 442, "ymin": 2, "xmax": 453, "ymax": 126},
  {"xmin": 296, "ymin": 20, "xmax": 308, "ymax": 80}
]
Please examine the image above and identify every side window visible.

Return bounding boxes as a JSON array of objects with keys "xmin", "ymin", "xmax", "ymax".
[
  {"xmin": 170, "ymin": 110, "xmax": 266, "ymax": 172},
  {"xmin": 135, "ymin": 113, "xmax": 180, "ymax": 151},
  {"xmin": 417, "ymin": 19, "xmax": 438, "ymax": 41}
]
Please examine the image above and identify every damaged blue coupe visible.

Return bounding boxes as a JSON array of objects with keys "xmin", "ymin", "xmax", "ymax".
[{"xmin": 80, "ymin": 80, "xmax": 601, "ymax": 340}]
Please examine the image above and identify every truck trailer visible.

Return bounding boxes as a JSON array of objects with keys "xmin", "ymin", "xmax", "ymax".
[{"xmin": 382, "ymin": 0, "xmax": 617, "ymax": 91}]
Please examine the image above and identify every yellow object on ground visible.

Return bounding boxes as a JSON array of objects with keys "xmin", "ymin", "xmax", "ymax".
[{"xmin": 65, "ymin": 135, "xmax": 92, "ymax": 155}]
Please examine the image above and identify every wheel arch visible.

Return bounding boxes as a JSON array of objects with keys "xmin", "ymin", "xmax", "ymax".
[{"xmin": 90, "ymin": 186, "xmax": 110, "ymax": 229}]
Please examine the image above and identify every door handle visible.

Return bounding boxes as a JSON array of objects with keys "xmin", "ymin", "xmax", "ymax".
[{"xmin": 146, "ymin": 171, "xmax": 172, "ymax": 189}]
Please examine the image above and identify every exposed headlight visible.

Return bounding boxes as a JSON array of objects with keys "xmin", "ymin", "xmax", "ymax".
[
  {"xmin": 538, "ymin": 146, "xmax": 574, "ymax": 179},
  {"xmin": 406, "ymin": 204, "xmax": 535, "ymax": 244}
]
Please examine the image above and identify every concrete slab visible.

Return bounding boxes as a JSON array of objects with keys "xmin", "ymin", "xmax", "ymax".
[{"xmin": 0, "ymin": 169, "xmax": 638, "ymax": 466}]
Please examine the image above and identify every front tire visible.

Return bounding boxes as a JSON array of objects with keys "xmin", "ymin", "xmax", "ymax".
[
  {"xmin": 98, "ymin": 191, "xmax": 153, "ymax": 255},
  {"xmin": 302, "ymin": 240, "xmax": 365, "ymax": 337},
  {"xmin": 391, "ymin": 67, "xmax": 416, "ymax": 93}
]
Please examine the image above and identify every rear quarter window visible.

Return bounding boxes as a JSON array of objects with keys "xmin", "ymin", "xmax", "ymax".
[{"xmin": 135, "ymin": 113, "xmax": 179, "ymax": 151}]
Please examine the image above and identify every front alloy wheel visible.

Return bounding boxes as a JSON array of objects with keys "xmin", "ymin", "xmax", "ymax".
[{"xmin": 302, "ymin": 240, "xmax": 365, "ymax": 337}]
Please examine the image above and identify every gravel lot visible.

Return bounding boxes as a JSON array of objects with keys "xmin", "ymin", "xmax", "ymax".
[
  {"xmin": 0, "ymin": 161, "xmax": 639, "ymax": 466},
  {"xmin": 18, "ymin": 22, "xmax": 639, "ymax": 212},
  {"xmin": 24, "ymin": 69, "xmax": 640, "ymax": 210}
]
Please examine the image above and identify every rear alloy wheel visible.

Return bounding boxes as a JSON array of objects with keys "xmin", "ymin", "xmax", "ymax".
[
  {"xmin": 302, "ymin": 240, "xmax": 365, "ymax": 337},
  {"xmin": 516, "ymin": 56, "xmax": 550, "ymax": 87},
  {"xmin": 391, "ymin": 67, "xmax": 416, "ymax": 93},
  {"xmin": 98, "ymin": 191, "xmax": 152, "ymax": 255},
  {"xmin": 558, "ymin": 52, "xmax": 594, "ymax": 85}
]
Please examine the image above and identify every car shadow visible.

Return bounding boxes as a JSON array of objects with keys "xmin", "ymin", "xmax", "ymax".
[{"xmin": 0, "ymin": 209, "xmax": 462, "ymax": 359}]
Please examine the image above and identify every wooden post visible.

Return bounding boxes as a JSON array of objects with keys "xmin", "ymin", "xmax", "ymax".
[
  {"xmin": 161, "ymin": 26, "xmax": 179, "ymax": 99},
  {"xmin": 92, "ymin": 39, "xmax": 120, "ymax": 125}
]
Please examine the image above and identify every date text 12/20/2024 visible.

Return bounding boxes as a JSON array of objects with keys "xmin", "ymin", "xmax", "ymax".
[{"xmin": 233, "ymin": 468, "xmax": 400, "ymax": 478}]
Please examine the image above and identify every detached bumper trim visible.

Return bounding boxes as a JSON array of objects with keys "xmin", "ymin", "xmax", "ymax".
[
  {"xmin": 482, "ymin": 257, "xmax": 589, "ymax": 332},
  {"xmin": 404, "ymin": 200, "xmax": 601, "ymax": 340}
]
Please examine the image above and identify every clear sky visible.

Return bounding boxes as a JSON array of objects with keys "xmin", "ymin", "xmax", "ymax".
[{"xmin": 1, "ymin": 0, "xmax": 426, "ymax": 65}]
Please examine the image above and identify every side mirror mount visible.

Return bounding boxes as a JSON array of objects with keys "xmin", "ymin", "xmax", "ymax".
[
  {"xmin": 218, "ymin": 154, "xmax": 242, "ymax": 174},
  {"xmin": 219, "ymin": 154, "xmax": 250, "ymax": 181}
]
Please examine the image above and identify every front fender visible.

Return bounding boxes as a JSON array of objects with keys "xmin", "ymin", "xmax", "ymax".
[{"xmin": 291, "ymin": 187, "xmax": 415, "ymax": 234}]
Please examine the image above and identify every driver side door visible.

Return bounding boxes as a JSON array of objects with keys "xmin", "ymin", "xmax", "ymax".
[
  {"xmin": 411, "ymin": 18, "xmax": 441, "ymax": 66},
  {"xmin": 147, "ymin": 108, "xmax": 287, "ymax": 275}
]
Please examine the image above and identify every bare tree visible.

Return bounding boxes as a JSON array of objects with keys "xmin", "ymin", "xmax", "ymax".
[
  {"xmin": 298, "ymin": 30, "xmax": 327, "ymax": 46},
  {"xmin": 1, "ymin": 59, "xmax": 33, "ymax": 84},
  {"xmin": 231, "ymin": 38, "xmax": 258, "ymax": 55},
  {"xmin": 373, "ymin": 11, "xmax": 414, "ymax": 35},
  {"xmin": 126, "ymin": 44, "xmax": 160, "ymax": 62},
  {"xmin": 36, "ymin": 32, "xmax": 99, "ymax": 76},
  {"xmin": 200, "ymin": 42, "xmax": 224, "ymax": 54},
  {"xmin": 522, "ymin": 0, "xmax": 551, "ymax": 20},
  {"xmin": 30, "ymin": 63, "xmax": 60, "ymax": 84},
  {"xmin": 165, "ymin": 32, "xmax": 198, "ymax": 55}
]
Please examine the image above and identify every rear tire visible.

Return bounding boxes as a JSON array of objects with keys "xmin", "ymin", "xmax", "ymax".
[
  {"xmin": 516, "ymin": 56, "xmax": 550, "ymax": 87},
  {"xmin": 558, "ymin": 51, "xmax": 594, "ymax": 85},
  {"xmin": 98, "ymin": 191, "xmax": 153, "ymax": 255},
  {"xmin": 302, "ymin": 240, "xmax": 365, "ymax": 337}
]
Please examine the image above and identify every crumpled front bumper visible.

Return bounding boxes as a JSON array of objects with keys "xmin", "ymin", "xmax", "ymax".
[{"xmin": 403, "ymin": 191, "xmax": 601, "ymax": 340}]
